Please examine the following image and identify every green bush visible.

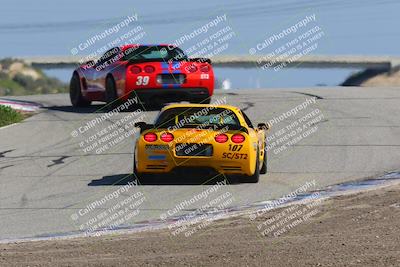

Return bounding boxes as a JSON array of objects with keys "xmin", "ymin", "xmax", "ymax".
[
  {"xmin": 0, "ymin": 72, "xmax": 8, "ymax": 79},
  {"xmin": 12, "ymin": 73, "xmax": 34, "ymax": 89},
  {"xmin": 0, "ymin": 105, "xmax": 24, "ymax": 127}
]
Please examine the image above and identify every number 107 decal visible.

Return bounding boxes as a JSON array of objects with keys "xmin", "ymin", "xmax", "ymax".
[{"xmin": 228, "ymin": 144, "xmax": 243, "ymax": 151}]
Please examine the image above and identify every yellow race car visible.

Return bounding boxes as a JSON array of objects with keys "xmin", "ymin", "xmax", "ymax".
[{"xmin": 133, "ymin": 103, "xmax": 270, "ymax": 183}]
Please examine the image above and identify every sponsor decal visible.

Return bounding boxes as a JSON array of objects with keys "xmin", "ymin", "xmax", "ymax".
[{"xmin": 148, "ymin": 154, "xmax": 167, "ymax": 160}]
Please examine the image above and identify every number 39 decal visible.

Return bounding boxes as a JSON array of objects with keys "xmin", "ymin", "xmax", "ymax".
[{"xmin": 136, "ymin": 76, "xmax": 149, "ymax": 85}]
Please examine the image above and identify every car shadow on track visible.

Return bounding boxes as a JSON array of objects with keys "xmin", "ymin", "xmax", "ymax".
[
  {"xmin": 46, "ymin": 104, "xmax": 164, "ymax": 114},
  {"xmin": 89, "ymin": 173, "xmax": 233, "ymax": 186},
  {"xmin": 47, "ymin": 105, "xmax": 105, "ymax": 114}
]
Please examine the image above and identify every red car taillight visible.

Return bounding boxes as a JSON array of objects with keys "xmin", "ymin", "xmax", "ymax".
[
  {"xmin": 143, "ymin": 133, "xmax": 157, "ymax": 142},
  {"xmin": 200, "ymin": 64, "xmax": 210, "ymax": 72},
  {"xmin": 160, "ymin": 132, "xmax": 174, "ymax": 142},
  {"xmin": 144, "ymin": 65, "xmax": 155, "ymax": 73},
  {"xmin": 231, "ymin": 134, "xmax": 245, "ymax": 143},
  {"xmin": 129, "ymin": 65, "xmax": 141, "ymax": 74},
  {"xmin": 215, "ymin": 134, "xmax": 228, "ymax": 143},
  {"xmin": 186, "ymin": 64, "xmax": 197, "ymax": 73}
]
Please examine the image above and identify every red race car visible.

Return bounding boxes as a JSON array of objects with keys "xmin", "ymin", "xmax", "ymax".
[{"xmin": 69, "ymin": 44, "xmax": 214, "ymax": 108}]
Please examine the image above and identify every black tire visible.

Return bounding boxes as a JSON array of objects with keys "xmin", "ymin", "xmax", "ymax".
[
  {"xmin": 134, "ymin": 159, "xmax": 155, "ymax": 183},
  {"xmin": 142, "ymin": 101, "xmax": 164, "ymax": 111},
  {"xmin": 133, "ymin": 148, "xmax": 145, "ymax": 181},
  {"xmin": 133, "ymin": 147, "xmax": 154, "ymax": 183},
  {"xmin": 105, "ymin": 76, "xmax": 119, "ymax": 110},
  {"xmin": 241, "ymin": 153, "xmax": 260, "ymax": 183},
  {"xmin": 133, "ymin": 153, "xmax": 140, "ymax": 180},
  {"xmin": 260, "ymin": 143, "xmax": 267, "ymax": 174},
  {"xmin": 70, "ymin": 73, "xmax": 91, "ymax": 107}
]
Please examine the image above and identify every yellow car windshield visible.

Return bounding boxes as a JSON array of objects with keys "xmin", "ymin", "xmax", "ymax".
[{"xmin": 155, "ymin": 107, "xmax": 240, "ymax": 129}]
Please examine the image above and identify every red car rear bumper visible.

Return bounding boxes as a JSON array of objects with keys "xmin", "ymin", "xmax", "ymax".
[{"xmin": 124, "ymin": 87, "xmax": 211, "ymax": 103}]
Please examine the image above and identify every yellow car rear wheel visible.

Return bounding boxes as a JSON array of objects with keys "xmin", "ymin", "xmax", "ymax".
[
  {"xmin": 260, "ymin": 143, "xmax": 267, "ymax": 174},
  {"xmin": 241, "ymin": 153, "xmax": 260, "ymax": 183}
]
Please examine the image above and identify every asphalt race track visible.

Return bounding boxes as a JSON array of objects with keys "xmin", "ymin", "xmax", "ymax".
[{"xmin": 0, "ymin": 86, "xmax": 399, "ymax": 240}]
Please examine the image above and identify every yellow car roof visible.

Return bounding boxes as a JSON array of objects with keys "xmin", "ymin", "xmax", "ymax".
[{"xmin": 161, "ymin": 103, "xmax": 241, "ymax": 112}]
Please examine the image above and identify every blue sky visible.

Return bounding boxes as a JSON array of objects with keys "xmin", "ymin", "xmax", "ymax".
[
  {"xmin": 1, "ymin": 0, "xmax": 399, "ymax": 87},
  {"xmin": 1, "ymin": 0, "xmax": 399, "ymax": 57}
]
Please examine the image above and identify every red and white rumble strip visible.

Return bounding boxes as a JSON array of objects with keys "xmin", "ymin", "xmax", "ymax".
[{"xmin": 0, "ymin": 99, "xmax": 42, "ymax": 112}]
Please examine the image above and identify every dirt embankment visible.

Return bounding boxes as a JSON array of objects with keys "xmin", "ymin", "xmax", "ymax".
[
  {"xmin": 0, "ymin": 58, "xmax": 67, "ymax": 96},
  {"xmin": 1, "ymin": 184, "xmax": 400, "ymax": 267},
  {"xmin": 342, "ymin": 68, "xmax": 400, "ymax": 87}
]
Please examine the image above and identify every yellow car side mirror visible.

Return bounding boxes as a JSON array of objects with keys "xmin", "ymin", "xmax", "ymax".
[{"xmin": 257, "ymin": 123, "xmax": 270, "ymax": 131}]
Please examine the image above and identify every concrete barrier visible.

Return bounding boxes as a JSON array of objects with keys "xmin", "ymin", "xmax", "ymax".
[{"xmin": 10, "ymin": 55, "xmax": 400, "ymax": 71}]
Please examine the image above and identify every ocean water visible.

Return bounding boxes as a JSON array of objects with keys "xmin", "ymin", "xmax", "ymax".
[
  {"xmin": 43, "ymin": 67, "xmax": 360, "ymax": 89},
  {"xmin": 2, "ymin": 0, "xmax": 399, "ymax": 87}
]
